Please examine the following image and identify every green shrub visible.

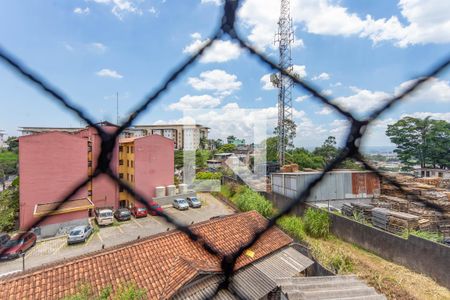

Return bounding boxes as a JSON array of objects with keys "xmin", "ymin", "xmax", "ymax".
[
  {"xmin": 330, "ymin": 252, "xmax": 354, "ymax": 273},
  {"xmin": 234, "ymin": 187, "xmax": 274, "ymax": 218},
  {"xmin": 303, "ymin": 208, "xmax": 330, "ymax": 238},
  {"xmin": 195, "ymin": 171, "xmax": 222, "ymax": 180},
  {"xmin": 63, "ymin": 282, "xmax": 146, "ymax": 300},
  {"xmin": 0, "ymin": 185, "xmax": 19, "ymax": 232},
  {"xmin": 401, "ymin": 229, "xmax": 444, "ymax": 243},
  {"xmin": 277, "ymin": 215, "xmax": 305, "ymax": 241}
]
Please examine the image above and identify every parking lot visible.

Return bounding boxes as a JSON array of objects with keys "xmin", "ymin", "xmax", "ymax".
[{"xmin": 0, "ymin": 193, "xmax": 235, "ymax": 276}]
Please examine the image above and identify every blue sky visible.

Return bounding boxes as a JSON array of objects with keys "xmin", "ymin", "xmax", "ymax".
[{"xmin": 0, "ymin": 0, "xmax": 449, "ymax": 148}]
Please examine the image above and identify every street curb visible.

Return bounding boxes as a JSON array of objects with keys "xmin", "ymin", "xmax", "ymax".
[{"xmin": 37, "ymin": 235, "xmax": 66, "ymax": 243}]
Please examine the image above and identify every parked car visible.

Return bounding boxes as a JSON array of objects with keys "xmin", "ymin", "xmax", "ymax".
[
  {"xmin": 0, "ymin": 233, "xmax": 10, "ymax": 246},
  {"xmin": 95, "ymin": 208, "xmax": 114, "ymax": 226},
  {"xmin": 67, "ymin": 225, "xmax": 93, "ymax": 245},
  {"xmin": 186, "ymin": 196, "xmax": 202, "ymax": 208},
  {"xmin": 0, "ymin": 232, "xmax": 36, "ymax": 260},
  {"xmin": 131, "ymin": 207, "xmax": 148, "ymax": 218},
  {"xmin": 114, "ymin": 208, "xmax": 131, "ymax": 221},
  {"xmin": 148, "ymin": 202, "xmax": 163, "ymax": 216},
  {"xmin": 173, "ymin": 198, "xmax": 189, "ymax": 210}
]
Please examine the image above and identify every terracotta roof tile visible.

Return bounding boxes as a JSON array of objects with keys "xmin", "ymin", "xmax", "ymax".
[{"xmin": 0, "ymin": 211, "xmax": 292, "ymax": 299}]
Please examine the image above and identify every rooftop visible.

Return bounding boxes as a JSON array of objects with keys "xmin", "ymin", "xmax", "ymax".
[
  {"xmin": 33, "ymin": 198, "xmax": 94, "ymax": 216},
  {"xmin": 0, "ymin": 211, "xmax": 292, "ymax": 299}
]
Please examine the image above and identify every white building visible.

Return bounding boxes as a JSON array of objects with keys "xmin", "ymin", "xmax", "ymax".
[
  {"xmin": 414, "ymin": 168, "xmax": 450, "ymax": 179},
  {"xmin": 134, "ymin": 124, "xmax": 209, "ymax": 150},
  {"xmin": 0, "ymin": 130, "xmax": 5, "ymax": 149}
]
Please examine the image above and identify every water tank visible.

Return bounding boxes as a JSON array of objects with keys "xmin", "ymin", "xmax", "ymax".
[
  {"xmin": 167, "ymin": 185, "xmax": 176, "ymax": 196},
  {"xmin": 178, "ymin": 183, "xmax": 188, "ymax": 194},
  {"xmin": 155, "ymin": 186, "xmax": 166, "ymax": 198}
]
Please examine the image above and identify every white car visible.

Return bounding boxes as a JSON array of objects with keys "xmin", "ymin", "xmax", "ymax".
[
  {"xmin": 95, "ymin": 208, "xmax": 114, "ymax": 226},
  {"xmin": 67, "ymin": 225, "xmax": 93, "ymax": 245}
]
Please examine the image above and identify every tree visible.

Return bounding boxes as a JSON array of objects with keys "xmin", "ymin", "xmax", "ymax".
[
  {"xmin": 0, "ymin": 180, "xmax": 19, "ymax": 232},
  {"xmin": 313, "ymin": 136, "xmax": 338, "ymax": 163},
  {"xmin": 386, "ymin": 117, "xmax": 450, "ymax": 169},
  {"xmin": 174, "ymin": 150, "xmax": 184, "ymax": 170},
  {"xmin": 226, "ymin": 135, "xmax": 236, "ymax": 144},
  {"xmin": 218, "ymin": 143, "xmax": 236, "ymax": 153},
  {"xmin": 5, "ymin": 136, "xmax": 18, "ymax": 153},
  {"xmin": 0, "ymin": 151, "xmax": 18, "ymax": 176},
  {"xmin": 264, "ymin": 137, "xmax": 278, "ymax": 162},
  {"xmin": 273, "ymin": 119, "xmax": 297, "ymax": 149},
  {"xmin": 288, "ymin": 148, "xmax": 325, "ymax": 169}
]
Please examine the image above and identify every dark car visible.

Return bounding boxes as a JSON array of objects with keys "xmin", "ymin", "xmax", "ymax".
[
  {"xmin": 0, "ymin": 232, "xmax": 36, "ymax": 260},
  {"xmin": 114, "ymin": 208, "xmax": 131, "ymax": 221},
  {"xmin": 131, "ymin": 207, "xmax": 148, "ymax": 218},
  {"xmin": 148, "ymin": 202, "xmax": 163, "ymax": 216},
  {"xmin": 0, "ymin": 233, "xmax": 10, "ymax": 246}
]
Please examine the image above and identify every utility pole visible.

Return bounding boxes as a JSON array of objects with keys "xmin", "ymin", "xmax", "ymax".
[{"xmin": 271, "ymin": 0, "xmax": 294, "ymax": 166}]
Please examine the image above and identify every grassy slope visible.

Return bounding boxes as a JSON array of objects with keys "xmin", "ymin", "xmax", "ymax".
[{"xmin": 306, "ymin": 235, "xmax": 450, "ymax": 300}]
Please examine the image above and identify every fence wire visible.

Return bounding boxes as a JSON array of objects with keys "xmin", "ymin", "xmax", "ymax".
[{"xmin": 0, "ymin": 0, "xmax": 449, "ymax": 298}]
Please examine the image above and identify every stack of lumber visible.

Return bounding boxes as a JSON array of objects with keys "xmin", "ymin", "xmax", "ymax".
[
  {"xmin": 388, "ymin": 211, "xmax": 420, "ymax": 233},
  {"xmin": 372, "ymin": 208, "xmax": 390, "ymax": 230},
  {"xmin": 379, "ymin": 195, "xmax": 409, "ymax": 212},
  {"xmin": 280, "ymin": 164, "xmax": 299, "ymax": 173},
  {"xmin": 341, "ymin": 203, "xmax": 353, "ymax": 217},
  {"xmin": 415, "ymin": 177, "xmax": 443, "ymax": 187},
  {"xmin": 351, "ymin": 202, "xmax": 373, "ymax": 222}
]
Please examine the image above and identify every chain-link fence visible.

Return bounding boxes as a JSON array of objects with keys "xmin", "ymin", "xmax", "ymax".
[{"xmin": 1, "ymin": 0, "xmax": 449, "ymax": 297}]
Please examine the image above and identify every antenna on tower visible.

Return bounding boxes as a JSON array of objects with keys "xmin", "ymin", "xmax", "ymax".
[{"xmin": 272, "ymin": 0, "xmax": 295, "ymax": 166}]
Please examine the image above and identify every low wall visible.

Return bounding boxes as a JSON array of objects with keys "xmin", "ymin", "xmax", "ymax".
[
  {"xmin": 36, "ymin": 217, "xmax": 89, "ymax": 238},
  {"xmin": 329, "ymin": 213, "xmax": 450, "ymax": 289},
  {"xmin": 267, "ymin": 191, "xmax": 450, "ymax": 289}
]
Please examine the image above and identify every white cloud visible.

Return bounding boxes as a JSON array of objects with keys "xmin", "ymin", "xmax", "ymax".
[
  {"xmin": 74, "ymin": 7, "xmax": 90, "ymax": 15},
  {"xmin": 239, "ymin": 0, "xmax": 450, "ymax": 49},
  {"xmin": 92, "ymin": 0, "xmax": 143, "ymax": 19},
  {"xmin": 168, "ymin": 95, "xmax": 221, "ymax": 111},
  {"xmin": 260, "ymin": 74, "xmax": 275, "ymax": 90},
  {"xmin": 330, "ymin": 82, "xmax": 342, "ymax": 87},
  {"xmin": 183, "ymin": 34, "xmax": 241, "ymax": 63},
  {"xmin": 148, "ymin": 6, "xmax": 158, "ymax": 15},
  {"xmin": 255, "ymin": 97, "xmax": 262, "ymax": 101},
  {"xmin": 200, "ymin": 0, "xmax": 222, "ymax": 5},
  {"xmin": 312, "ymin": 72, "xmax": 331, "ymax": 81},
  {"xmin": 316, "ymin": 107, "xmax": 333, "ymax": 115},
  {"xmin": 96, "ymin": 68, "xmax": 123, "ymax": 79},
  {"xmin": 187, "ymin": 69, "xmax": 241, "ymax": 96},
  {"xmin": 295, "ymin": 95, "xmax": 310, "ymax": 102},
  {"xmin": 400, "ymin": 112, "xmax": 450, "ymax": 122},
  {"xmin": 89, "ymin": 42, "xmax": 107, "ymax": 53},
  {"xmin": 334, "ymin": 87, "xmax": 390, "ymax": 114},
  {"xmin": 321, "ymin": 89, "xmax": 333, "ymax": 96},
  {"xmin": 63, "ymin": 42, "xmax": 74, "ymax": 52},
  {"xmin": 395, "ymin": 77, "xmax": 450, "ymax": 102}
]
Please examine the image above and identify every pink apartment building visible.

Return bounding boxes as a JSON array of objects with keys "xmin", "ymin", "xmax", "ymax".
[{"xmin": 19, "ymin": 122, "xmax": 174, "ymax": 237}]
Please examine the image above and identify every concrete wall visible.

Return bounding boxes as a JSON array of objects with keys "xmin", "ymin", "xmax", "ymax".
[
  {"xmin": 37, "ymin": 215, "xmax": 89, "ymax": 238},
  {"xmin": 19, "ymin": 132, "xmax": 88, "ymax": 231},
  {"xmin": 134, "ymin": 135, "xmax": 174, "ymax": 208},
  {"xmin": 329, "ymin": 213, "xmax": 450, "ymax": 289}
]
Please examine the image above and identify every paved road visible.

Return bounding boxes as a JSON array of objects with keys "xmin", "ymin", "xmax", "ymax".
[{"xmin": 0, "ymin": 193, "xmax": 234, "ymax": 276}]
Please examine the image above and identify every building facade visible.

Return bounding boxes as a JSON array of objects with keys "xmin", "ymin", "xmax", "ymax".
[
  {"xmin": 118, "ymin": 135, "xmax": 174, "ymax": 209},
  {"xmin": 134, "ymin": 124, "xmax": 209, "ymax": 150},
  {"xmin": 19, "ymin": 123, "xmax": 174, "ymax": 236},
  {"xmin": 414, "ymin": 168, "xmax": 450, "ymax": 179}
]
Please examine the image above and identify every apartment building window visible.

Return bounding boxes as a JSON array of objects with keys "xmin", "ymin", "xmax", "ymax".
[
  {"xmin": 119, "ymin": 186, "xmax": 124, "ymax": 192},
  {"xmin": 127, "ymin": 146, "xmax": 130, "ymax": 153},
  {"xmin": 127, "ymin": 160, "xmax": 130, "ymax": 167},
  {"xmin": 119, "ymin": 173, "xmax": 123, "ymax": 179},
  {"xmin": 131, "ymin": 174, "xmax": 134, "ymax": 182},
  {"xmin": 119, "ymin": 146, "xmax": 123, "ymax": 152},
  {"xmin": 88, "ymin": 161, "xmax": 92, "ymax": 167},
  {"xmin": 131, "ymin": 161, "xmax": 134, "ymax": 168},
  {"xmin": 131, "ymin": 146, "xmax": 134, "ymax": 153},
  {"xmin": 119, "ymin": 160, "xmax": 123, "ymax": 165},
  {"xmin": 88, "ymin": 191, "xmax": 92, "ymax": 196}
]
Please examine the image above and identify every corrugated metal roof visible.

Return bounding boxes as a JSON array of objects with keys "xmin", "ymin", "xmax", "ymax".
[
  {"xmin": 252, "ymin": 247, "xmax": 314, "ymax": 280},
  {"xmin": 172, "ymin": 246, "xmax": 314, "ymax": 300}
]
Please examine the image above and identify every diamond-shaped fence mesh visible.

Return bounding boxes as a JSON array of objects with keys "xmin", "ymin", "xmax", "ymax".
[{"xmin": 0, "ymin": 0, "xmax": 449, "ymax": 298}]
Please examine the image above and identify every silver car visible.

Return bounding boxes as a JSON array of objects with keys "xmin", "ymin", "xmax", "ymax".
[
  {"xmin": 173, "ymin": 198, "xmax": 189, "ymax": 210},
  {"xmin": 186, "ymin": 196, "xmax": 201, "ymax": 208},
  {"xmin": 67, "ymin": 225, "xmax": 93, "ymax": 245}
]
